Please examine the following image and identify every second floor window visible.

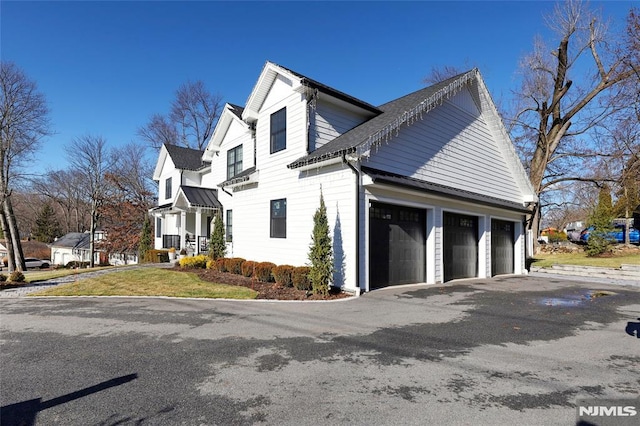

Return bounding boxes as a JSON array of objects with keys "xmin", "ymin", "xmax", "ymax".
[
  {"xmin": 270, "ymin": 107, "xmax": 286, "ymax": 154},
  {"xmin": 165, "ymin": 177, "xmax": 172, "ymax": 199},
  {"xmin": 227, "ymin": 145, "xmax": 243, "ymax": 179}
]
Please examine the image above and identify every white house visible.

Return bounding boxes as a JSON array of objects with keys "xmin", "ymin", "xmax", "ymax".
[
  {"xmin": 51, "ymin": 230, "xmax": 138, "ymax": 266},
  {"xmin": 150, "ymin": 62, "xmax": 537, "ymax": 293}
]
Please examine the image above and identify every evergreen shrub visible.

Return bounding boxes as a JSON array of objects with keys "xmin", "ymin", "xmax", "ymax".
[
  {"xmin": 273, "ymin": 265, "xmax": 294, "ymax": 287},
  {"xmin": 254, "ymin": 262, "xmax": 276, "ymax": 282}
]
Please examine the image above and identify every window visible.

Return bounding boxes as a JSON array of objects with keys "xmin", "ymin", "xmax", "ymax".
[
  {"xmin": 270, "ymin": 199, "xmax": 286, "ymax": 238},
  {"xmin": 226, "ymin": 210, "xmax": 233, "ymax": 242},
  {"xmin": 156, "ymin": 218, "xmax": 162, "ymax": 238},
  {"xmin": 227, "ymin": 145, "xmax": 243, "ymax": 179},
  {"xmin": 165, "ymin": 177, "xmax": 172, "ymax": 199},
  {"xmin": 270, "ymin": 107, "xmax": 286, "ymax": 154}
]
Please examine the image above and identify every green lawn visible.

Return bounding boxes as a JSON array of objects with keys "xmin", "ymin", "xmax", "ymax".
[
  {"xmin": 531, "ymin": 251, "xmax": 640, "ymax": 268},
  {"xmin": 29, "ymin": 267, "xmax": 257, "ymax": 299}
]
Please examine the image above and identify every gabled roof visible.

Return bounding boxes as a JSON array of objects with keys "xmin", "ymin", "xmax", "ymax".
[
  {"xmin": 164, "ymin": 144, "xmax": 209, "ymax": 171},
  {"xmin": 288, "ymin": 70, "xmax": 477, "ymax": 169},
  {"xmin": 243, "ymin": 61, "xmax": 380, "ymax": 122},
  {"xmin": 50, "ymin": 232, "xmax": 91, "ymax": 249},
  {"xmin": 204, "ymin": 103, "xmax": 250, "ymax": 160},
  {"xmin": 153, "ymin": 144, "xmax": 210, "ymax": 180},
  {"xmin": 178, "ymin": 186, "xmax": 222, "ymax": 209}
]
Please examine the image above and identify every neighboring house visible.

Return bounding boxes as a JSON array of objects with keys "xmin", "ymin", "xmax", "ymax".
[
  {"xmin": 51, "ymin": 230, "xmax": 137, "ymax": 266},
  {"xmin": 50, "ymin": 232, "xmax": 92, "ymax": 266},
  {"xmin": 0, "ymin": 242, "xmax": 7, "ymax": 260},
  {"xmin": 150, "ymin": 61, "xmax": 537, "ymax": 293}
]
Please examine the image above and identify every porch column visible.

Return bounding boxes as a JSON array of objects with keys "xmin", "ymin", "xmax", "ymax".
[
  {"xmin": 195, "ymin": 209, "xmax": 202, "ymax": 254},
  {"xmin": 180, "ymin": 211, "xmax": 186, "ymax": 251}
]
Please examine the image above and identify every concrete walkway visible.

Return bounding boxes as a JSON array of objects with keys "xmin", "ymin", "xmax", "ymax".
[{"xmin": 0, "ymin": 263, "xmax": 175, "ymax": 298}]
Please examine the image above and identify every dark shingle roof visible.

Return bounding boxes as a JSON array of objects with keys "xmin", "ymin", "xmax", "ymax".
[
  {"xmin": 51, "ymin": 232, "xmax": 91, "ymax": 249},
  {"xmin": 180, "ymin": 186, "xmax": 222, "ymax": 208},
  {"xmin": 227, "ymin": 103, "xmax": 244, "ymax": 120},
  {"xmin": 164, "ymin": 144, "xmax": 210, "ymax": 171},
  {"xmin": 363, "ymin": 167, "xmax": 529, "ymax": 212},
  {"xmin": 288, "ymin": 70, "xmax": 477, "ymax": 169},
  {"xmin": 275, "ymin": 63, "xmax": 381, "ymax": 114}
]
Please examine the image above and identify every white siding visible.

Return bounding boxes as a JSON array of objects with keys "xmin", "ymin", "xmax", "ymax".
[
  {"xmin": 209, "ymin": 75, "xmax": 360, "ymax": 290},
  {"xmin": 311, "ymin": 100, "xmax": 369, "ymax": 151},
  {"xmin": 363, "ymin": 87, "xmax": 524, "ymax": 204},
  {"xmin": 156, "ymin": 158, "xmax": 181, "ymax": 205}
]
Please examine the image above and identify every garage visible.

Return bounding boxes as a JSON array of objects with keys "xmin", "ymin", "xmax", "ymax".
[
  {"xmin": 369, "ymin": 202, "xmax": 426, "ymax": 289},
  {"xmin": 443, "ymin": 212, "xmax": 478, "ymax": 282},
  {"xmin": 491, "ymin": 219, "xmax": 514, "ymax": 276}
]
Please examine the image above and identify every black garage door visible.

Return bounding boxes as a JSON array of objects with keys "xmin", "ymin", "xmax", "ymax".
[
  {"xmin": 443, "ymin": 212, "xmax": 478, "ymax": 282},
  {"xmin": 369, "ymin": 203, "xmax": 426, "ymax": 289},
  {"xmin": 491, "ymin": 219, "xmax": 514, "ymax": 276}
]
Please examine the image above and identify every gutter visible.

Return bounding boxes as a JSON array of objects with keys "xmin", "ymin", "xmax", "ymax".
[{"xmin": 343, "ymin": 153, "xmax": 361, "ymax": 292}]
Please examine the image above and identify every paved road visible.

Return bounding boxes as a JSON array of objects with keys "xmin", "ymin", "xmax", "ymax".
[{"xmin": 1, "ymin": 275, "xmax": 639, "ymax": 425}]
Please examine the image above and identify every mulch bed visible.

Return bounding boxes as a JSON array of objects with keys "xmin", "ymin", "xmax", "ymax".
[{"xmin": 187, "ymin": 268, "xmax": 352, "ymax": 301}]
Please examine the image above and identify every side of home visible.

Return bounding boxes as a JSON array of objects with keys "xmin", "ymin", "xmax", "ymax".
[{"xmin": 150, "ymin": 61, "xmax": 537, "ymax": 293}]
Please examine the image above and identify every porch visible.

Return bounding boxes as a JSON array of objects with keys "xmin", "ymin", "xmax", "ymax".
[{"xmin": 149, "ymin": 185, "xmax": 222, "ymax": 256}]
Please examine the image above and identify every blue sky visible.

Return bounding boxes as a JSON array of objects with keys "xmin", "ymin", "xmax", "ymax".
[{"xmin": 1, "ymin": 1, "xmax": 635, "ymax": 175}]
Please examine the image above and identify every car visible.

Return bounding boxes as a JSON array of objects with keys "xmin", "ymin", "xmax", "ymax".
[
  {"xmin": 580, "ymin": 225, "xmax": 640, "ymax": 244},
  {"xmin": 23, "ymin": 258, "xmax": 50, "ymax": 269}
]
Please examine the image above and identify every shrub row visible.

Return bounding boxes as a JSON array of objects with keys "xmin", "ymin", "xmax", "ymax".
[{"xmin": 180, "ymin": 256, "xmax": 312, "ymax": 290}]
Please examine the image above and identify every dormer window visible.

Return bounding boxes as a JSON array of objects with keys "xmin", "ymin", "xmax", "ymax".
[
  {"xmin": 270, "ymin": 107, "xmax": 286, "ymax": 154},
  {"xmin": 227, "ymin": 145, "xmax": 243, "ymax": 179},
  {"xmin": 165, "ymin": 177, "xmax": 172, "ymax": 199}
]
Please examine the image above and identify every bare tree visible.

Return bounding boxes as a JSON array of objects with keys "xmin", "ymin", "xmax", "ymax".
[
  {"xmin": 508, "ymin": 1, "xmax": 639, "ymax": 248},
  {"xmin": 0, "ymin": 62, "xmax": 51, "ymax": 271},
  {"xmin": 138, "ymin": 80, "xmax": 222, "ymax": 151},
  {"xmin": 31, "ymin": 169, "xmax": 91, "ymax": 234},
  {"xmin": 66, "ymin": 135, "xmax": 116, "ymax": 267}
]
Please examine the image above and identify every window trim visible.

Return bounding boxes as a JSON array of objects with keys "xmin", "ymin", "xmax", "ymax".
[
  {"xmin": 156, "ymin": 217, "xmax": 162, "ymax": 238},
  {"xmin": 226, "ymin": 210, "xmax": 233, "ymax": 242},
  {"xmin": 270, "ymin": 107, "xmax": 287, "ymax": 154},
  {"xmin": 227, "ymin": 145, "xmax": 243, "ymax": 179},
  {"xmin": 270, "ymin": 198, "xmax": 287, "ymax": 238},
  {"xmin": 165, "ymin": 177, "xmax": 172, "ymax": 200}
]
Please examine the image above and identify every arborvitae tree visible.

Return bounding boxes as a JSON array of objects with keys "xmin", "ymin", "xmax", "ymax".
[
  {"xmin": 308, "ymin": 190, "xmax": 332, "ymax": 295},
  {"xmin": 33, "ymin": 203, "xmax": 62, "ymax": 243},
  {"xmin": 138, "ymin": 216, "xmax": 152, "ymax": 263},
  {"xmin": 209, "ymin": 211, "xmax": 226, "ymax": 260},
  {"xmin": 586, "ymin": 186, "xmax": 615, "ymax": 256}
]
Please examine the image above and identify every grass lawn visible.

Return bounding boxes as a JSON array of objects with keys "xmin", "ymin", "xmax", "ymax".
[
  {"xmin": 531, "ymin": 251, "xmax": 640, "ymax": 268},
  {"xmin": 29, "ymin": 267, "xmax": 258, "ymax": 299}
]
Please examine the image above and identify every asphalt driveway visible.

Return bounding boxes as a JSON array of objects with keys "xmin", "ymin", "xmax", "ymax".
[{"xmin": 1, "ymin": 275, "xmax": 639, "ymax": 425}]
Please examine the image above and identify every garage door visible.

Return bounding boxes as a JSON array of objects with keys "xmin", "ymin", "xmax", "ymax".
[
  {"xmin": 443, "ymin": 212, "xmax": 478, "ymax": 282},
  {"xmin": 370, "ymin": 203, "xmax": 426, "ymax": 289},
  {"xmin": 491, "ymin": 219, "xmax": 514, "ymax": 276}
]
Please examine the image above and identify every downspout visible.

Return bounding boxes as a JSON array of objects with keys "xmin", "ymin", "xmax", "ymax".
[
  {"xmin": 220, "ymin": 185, "xmax": 233, "ymax": 197},
  {"xmin": 343, "ymin": 153, "xmax": 361, "ymax": 292}
]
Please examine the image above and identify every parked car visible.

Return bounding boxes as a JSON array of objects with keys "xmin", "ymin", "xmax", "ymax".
[
  {"xmin": 580, "ymin": 225, "xmax": 640, "ymax": 244},
  {"xmin": 24, "ymin": 258, "xmax": 50, "ymax": 269}
]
